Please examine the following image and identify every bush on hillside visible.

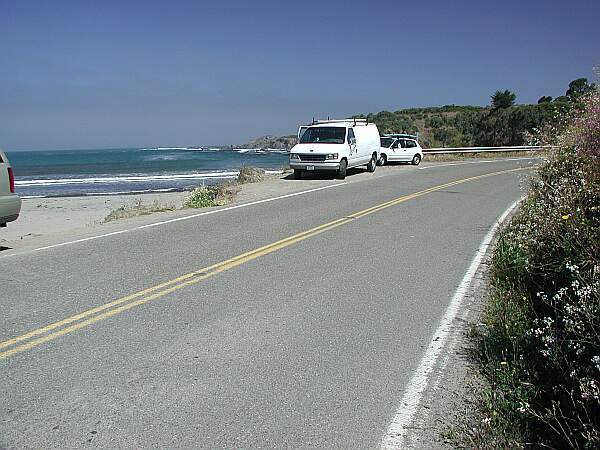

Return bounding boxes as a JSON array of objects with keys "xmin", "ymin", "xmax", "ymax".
[
  {"xmin": 475, "ymin": 89, "xmax": 600, "ymax": 447},
  {"xmin": 472, "ymin": 103, "xmax": 567, "ymax": 147},
  {"xmin": 363, "ymin": 103, "xmax": 564, "ymax": 148}
]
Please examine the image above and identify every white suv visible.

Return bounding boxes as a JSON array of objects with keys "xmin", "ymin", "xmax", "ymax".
[
  {"xmin": 0, "ymin": 149, "xmax": 21, "ymax": 227},
  {"xmin": 378, "ymin": 134, "xmax": 423, "ymax": 166}
]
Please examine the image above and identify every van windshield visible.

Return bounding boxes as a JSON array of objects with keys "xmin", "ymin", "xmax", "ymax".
[
  {"xmin": 380, "ymin": 137, "xmax": 394, "ymax": 148},
  {"xmin": 299, "ymin": 127, "xmax": 346, "ymax": 144}
]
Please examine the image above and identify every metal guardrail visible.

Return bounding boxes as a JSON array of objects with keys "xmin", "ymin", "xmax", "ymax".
[{"xmin": 422, "ymin": 145, "xmax": 548, "ymax": 155}]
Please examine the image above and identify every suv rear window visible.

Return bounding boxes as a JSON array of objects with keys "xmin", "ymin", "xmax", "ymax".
[{"xmin": 300, "ymin": 127, "xmax": 346, "ymax": 144}]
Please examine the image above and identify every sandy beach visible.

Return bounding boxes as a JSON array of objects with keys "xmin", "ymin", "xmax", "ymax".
[{"xmin": 1, "ymin": 191, "xmax": 188, "ymax": 243}]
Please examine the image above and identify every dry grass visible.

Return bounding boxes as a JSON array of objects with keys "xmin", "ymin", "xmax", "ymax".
[
  {"xmin": 237, "ymin": 166, "xmax": 265, "ymax": 184},
  {"xmin": 102, "ymin": 199, "xmax": 176, "ymax": 223},
  {"xmin": 102, "ymin": 166, "xmax": 266, "ymax": 222},
  {"xmin": 423, "ymin": 150, "xmax": 547, "ymax": 162}
]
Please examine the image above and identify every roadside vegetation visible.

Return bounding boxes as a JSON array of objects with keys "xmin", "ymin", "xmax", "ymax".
[
  {"xmin": 103, "ymin": 167, "xmax": 266, "ymax": 221},
  {"xmin": 183, "ymin": 183, "xmax": 239, "ymax": 208},
  {"xmin": 237, "ymin": 166, "xmax": 265, "ymax": 184},
  {"xmin": 102, "ymin": 199, "xmax": 176, "ymax": 223},
  {"xmin": 423, "ymin": 150, "xmax": 548, "ymax": 163},
  {"xmin": 467, "ymin": 86, "xmax": 599, "ymax": 447}
]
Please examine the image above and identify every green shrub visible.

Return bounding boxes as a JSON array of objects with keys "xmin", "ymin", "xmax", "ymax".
[
  {"xmin": 474, "ymin": 89, "xmax": 600, "ymax": 448},
  {"xmin": 183, "ymin": 187, "xmax": 218, "ymax": 208}
]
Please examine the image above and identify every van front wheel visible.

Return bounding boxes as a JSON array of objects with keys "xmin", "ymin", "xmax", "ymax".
[
  {"xmin": 293, "ymin": 169, "xmax": 302, "ymax": 179},
  {"xmin": 367, "ymin": 154, "xmax": 377, "ymax": 172},
  {"xmin": 337, "ymin": 160, "xmax": 347, "ymax": 180}
]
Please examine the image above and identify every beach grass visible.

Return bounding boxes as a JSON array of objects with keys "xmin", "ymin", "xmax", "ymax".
[
  {"xmin": 102, "ymin": 199, "xmax": 176, "ymax": 223},
  {"xmin": 102, "ymin": 166, "xmax": 265, "ymax": 221},
  {"xmin": 237, "ymin": 166, "xmax": 265, "ymax": 184}
]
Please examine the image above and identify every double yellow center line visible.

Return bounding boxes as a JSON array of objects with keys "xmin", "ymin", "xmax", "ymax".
[{"xmin": 0, "ymin": 168, "xmax": 528, "ymax": 360}]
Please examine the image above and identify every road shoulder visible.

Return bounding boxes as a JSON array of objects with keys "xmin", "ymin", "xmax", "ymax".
[
  {"xmin": 396, "ymin": 193, "xmax": 525, "ymax": 448},
  {"xmin": 397, "ymin": 203, "xmax": 526, "ymax": 449},
  {"xmin": 401, "ymin": 255, "xmax": 490, "ymax": 449}
]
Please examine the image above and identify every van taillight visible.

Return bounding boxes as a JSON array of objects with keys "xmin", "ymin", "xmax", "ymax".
[{"xmin": 8, "ymin": 167, "xmax": 15, "ymax": 193}]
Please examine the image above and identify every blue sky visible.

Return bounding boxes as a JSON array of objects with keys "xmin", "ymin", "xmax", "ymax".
[{"xmin": 1, "ymin": 0, "xmax": 598, "ymax": 150}]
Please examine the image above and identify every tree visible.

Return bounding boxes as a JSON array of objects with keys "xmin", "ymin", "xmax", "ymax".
[
  {"xmin": 538, "ymin": 96, "xmax": 553, "ymax": 103},
  {"xmin": 566, "ymin": 78, "xmax": 595, "ymax": 99},
  {"xmin": 491, "ymin": 90, "xmax": 516, "ymax": 109},
  {"xmin": 473, "ymin": 104, "xmax": 558, "ymax": 146}
]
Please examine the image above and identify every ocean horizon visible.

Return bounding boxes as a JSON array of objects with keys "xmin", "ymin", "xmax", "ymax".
[{"xmin": 7, "ymin": 147, "xmax": 290, "ymax": 198}]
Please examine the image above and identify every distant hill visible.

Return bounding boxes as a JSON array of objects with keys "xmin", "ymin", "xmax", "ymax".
[
  {"xmin": 238, "ymin": 135, "xmax": 297, "ymax": 150},
  {"xmin": 240, "ymin": 99, "xmax": 572, "ymax": 149},
  {"xmin": 360, "ymin": 105, "xmax": 486, "ymax": 148},
  {"xmin": 367, "ymin": 103, "xmax": 562, "ymax": 147}
]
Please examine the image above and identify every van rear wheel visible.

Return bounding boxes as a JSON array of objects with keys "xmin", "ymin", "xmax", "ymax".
[
  {"xmin": 378, "ymin": 154, "xmax": 387, "ymax": 166},
  {"xmin": 337, "ymin": 160, "xmax": 347, "ymax": 180},
  {"xmin": 367, "ymin": 154, "xmax": 377, "ymax": 172},
  {"xmin": 411, "ymin": 154, "xmax": 421, "ymax": 166},
  {"xmin": 293, "ymin": 169, "xmax": 302, "ymax": 179}
]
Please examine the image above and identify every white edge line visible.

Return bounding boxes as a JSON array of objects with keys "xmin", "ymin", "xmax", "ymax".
[
  {"xmin": 0, "ymin": 183, "xmax": 345, "ymax": 259},
  {"xmin": 379, "ymin": 197, "xmax": 523, "ymax": 449}
]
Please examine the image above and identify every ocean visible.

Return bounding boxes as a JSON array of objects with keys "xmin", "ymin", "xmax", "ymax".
[{"xmin": 6, "ymin": 147, "xmax": 290, "ymax": 198}]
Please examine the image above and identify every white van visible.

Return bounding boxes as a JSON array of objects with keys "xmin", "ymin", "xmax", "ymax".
[{"xmin": 289, "ymin": 119, "xmax": 380, "ymax": 179}]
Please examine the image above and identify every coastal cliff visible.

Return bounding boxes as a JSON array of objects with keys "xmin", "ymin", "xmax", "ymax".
[{"xmin": 238, "ymin": 135, "xmax": 297, "ymax": 150}]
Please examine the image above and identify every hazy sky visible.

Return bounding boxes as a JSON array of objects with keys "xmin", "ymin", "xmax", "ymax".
[{"xmin": 1, "ymin": 0, "xmax": 598, "ymax": 150}]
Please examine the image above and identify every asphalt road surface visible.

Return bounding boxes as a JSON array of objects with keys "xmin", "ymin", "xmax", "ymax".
[{"xmin": 0, "ymin": 158, "xmax": 535, "ymax": 448}]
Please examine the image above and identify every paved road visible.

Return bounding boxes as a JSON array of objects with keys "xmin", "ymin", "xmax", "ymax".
[{"xmin": 0, "ymin": 159, "xmax": 534, "ymax": 448}]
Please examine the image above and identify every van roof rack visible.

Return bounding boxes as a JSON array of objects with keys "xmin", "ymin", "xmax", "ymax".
[{"xmin": 311, "ymin": 117, "xmax": 370, "ymax": 126}]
